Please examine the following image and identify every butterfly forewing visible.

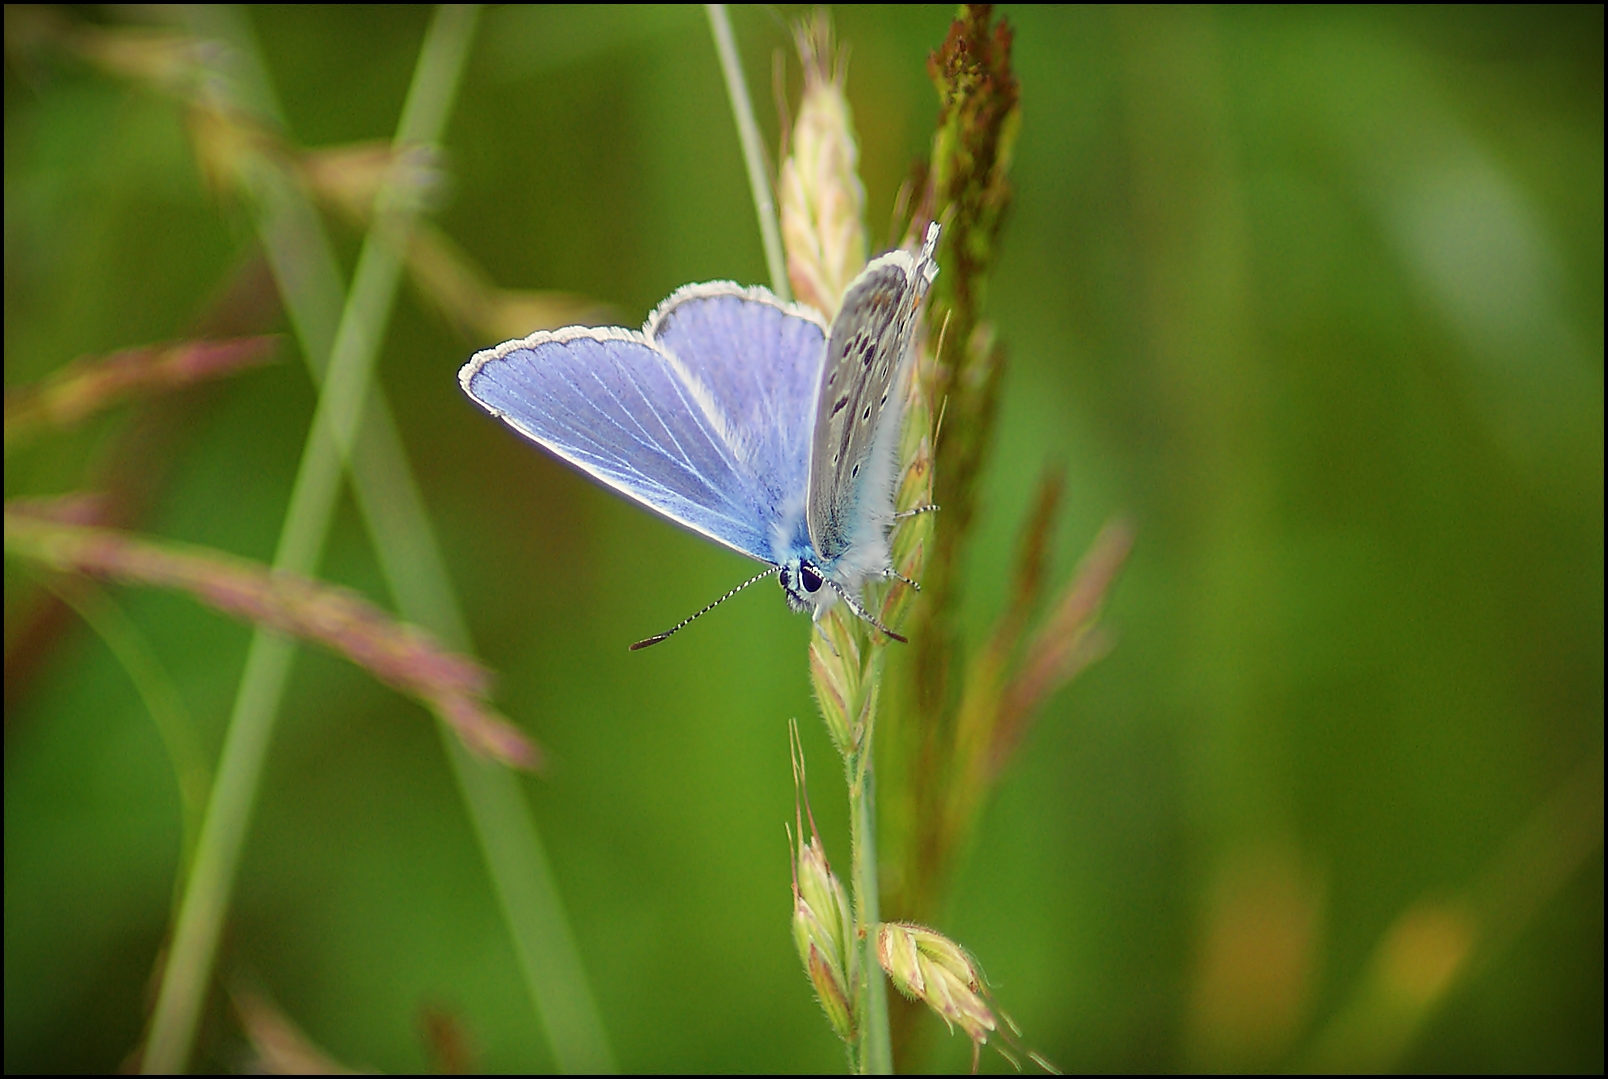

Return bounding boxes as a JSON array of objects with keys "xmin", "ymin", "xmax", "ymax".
[
  {"xmin": 805, "ymin": 234, "xmax": 937, "ymax": 563},
  {"xmin": 462, "ymin": 319, "xmax": 812, "ymax": 564}
]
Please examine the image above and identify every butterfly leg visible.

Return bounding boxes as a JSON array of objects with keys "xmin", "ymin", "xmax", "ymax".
[
  {"xmin": 885, "ymin": 504, "xmax": 935, "ymax": 593},
  {"xmin": 811, "ymin": 617, "xmax": 842, "ymax": 658},
  {"xmin": 884, "ymin": 568, "xmax": 922, "ymax": 592},
  {"xmin": 825, "ymin": 580, "xmax": 909, "ymax": 644}
]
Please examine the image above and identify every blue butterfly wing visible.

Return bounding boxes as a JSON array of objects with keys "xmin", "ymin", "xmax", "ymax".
[
  {"xmin": 647, "ymin": 285, "xmax": 828, "ymax": 525},
  {"xmin": 461, "ymin": 328, "xmax": 779, "ymax": 561},
  {"xmin": 807, "ymin": 227, "xmax": 939, "ymax": 566}
]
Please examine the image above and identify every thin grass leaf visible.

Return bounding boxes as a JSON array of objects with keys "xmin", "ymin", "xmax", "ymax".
[
  {"xmin": 1300, "ymin": 750, "xmax": 1603, "ymax": 1072},
  {"xmin": 995, "ymin": 516, "xmax": 1134, "ymax": 771},
  {"xmin": 231, "ymin": 988, "xmax": 365, "ymax": 1075},
  {"xmin": 173, "ymin": 6, "xmax": 616, "ymax": 1071},
  {"xmin": 38, "ymin": 575, "xmax": 211, "ymax": 895},
  {"xmin": 995, "ymin": 467, "xmax": 1067, "ymax": 653},
  {"xmin": 706, "ymin": 3, "xmax": 790, "ymax": 300},
  {"xmin": 402, "ymin": 224, "xmax": 617, "ymax": 341},
  {"xmin": 294, "ymin": 142, "xmax": 615, "ymax": 338},
  {"xmin": 138, "ymin": 9, "xmax": 485, "ymax": 1072}
]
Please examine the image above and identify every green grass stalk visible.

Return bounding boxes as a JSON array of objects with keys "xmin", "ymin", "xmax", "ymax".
[
  {"xmin": 848, "ymin": 732, "xmax": 893, "ymax": 1074},
  {"xmin": 169, "ymin": 6, "xmax": 615, "ymax": 1070},
  {"xmin": 142, "ymin": 8, "xmax": 484, "ymax": 1072},
  {"xmin": 705, "ymin": 4, "xmax": 791, "ymax": 301},
  {"xmin": 43, "ymin": 578, "xmax": 210, "ymax": 895},
  {"xmin": 754, "ymin": 8, "xmax": 900, "ymax": 1068},
  {"xmin": 811, "ymin": 609, "xmax": 898, "ymax": 1073}
]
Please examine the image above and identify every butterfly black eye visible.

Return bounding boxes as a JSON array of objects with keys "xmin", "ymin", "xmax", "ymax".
[{"xmin": 800, "ymin": 564, "xmax": 824, "ymax": 593}]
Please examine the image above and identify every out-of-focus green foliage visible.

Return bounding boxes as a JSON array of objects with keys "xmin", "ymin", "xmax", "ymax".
[{"xmin": 5, "ymin": 5, "xmax": 1600, "ymax": 1073}]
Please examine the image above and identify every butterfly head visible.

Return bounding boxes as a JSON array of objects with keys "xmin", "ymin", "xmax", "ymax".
[{"xmin": 777, "ymin": 558, "xmax": 831, "ymax": 614}]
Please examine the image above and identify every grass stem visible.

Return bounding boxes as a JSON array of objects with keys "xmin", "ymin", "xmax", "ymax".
[
  {"xmin": 849, "ymin": 739, "xmax": 894, "ymax": 1074},
  {"xmin": 705, "ymin": 4, "xmax": 791, "ymax": 301},
  {"xmin": 142, "ymin": 8, "xmax": 483, "ymax": 1072},
  {"xmin": 41, "ymin": 578, "xmax": 210, "ymax": 894},
  {"xmin": 194, "ymin": 6, "xmax": 614, "ymax": 1066}
]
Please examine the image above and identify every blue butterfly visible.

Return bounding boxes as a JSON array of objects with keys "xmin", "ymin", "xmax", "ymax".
[{"xmin": 459, "ymin": 223, "xmax": 940, "ymax": 648}]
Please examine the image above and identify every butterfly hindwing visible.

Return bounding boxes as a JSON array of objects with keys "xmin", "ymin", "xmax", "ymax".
[{"xmin": 647, "ymin": 285, "xmax": 828, "ymax": 522}]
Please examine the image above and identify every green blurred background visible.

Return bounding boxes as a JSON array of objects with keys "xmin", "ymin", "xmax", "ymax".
[{"xmin": 5, "ymin": 4, "xmax": 1601, "ymax": 1073}]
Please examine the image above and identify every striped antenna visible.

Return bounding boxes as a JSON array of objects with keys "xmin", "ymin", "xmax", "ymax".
[{"xmin": 630, "ymin": 565, "xmax": 782, "ymax": 650}]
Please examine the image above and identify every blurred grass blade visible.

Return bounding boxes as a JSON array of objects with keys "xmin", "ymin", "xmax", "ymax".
[
  {"xmin": 141, "ymin": 8, "xmax": 482, "ymax": 1072},
  {"xmin": 402, "ymin": 223, "xmax": 617, "ymax": 341},
  {"xmin": 419, "ymin": 1006, "xmax": 477, "ymax": 1075},
  {"xmin": 296, "ymin": 142, "xmax": 615, "ymax": 339},
  {"xmin": 996, "ymin": 467, "xmax": 1068, "ymax": 652},
  {"xmin": 296, "ymin": 139, "xmax": 441, "ymax": 225},
  {"xmin": 1300, "ymin": 750, "xmax": 1603, "ymax": 1072},
  {"xmin": 36, "ymin": 574, "xmax": 210, "ymax": 893},
  {"xmin": 3, "ymin": 336, "xmax": 278, "ymax": 448},
  {"xmin": 706, "ymin": 3, "xmax": 790, "ymax": 301},
  {"xmin": 3, "ymin": 507, "xmax": 539, "ymax": 770},
  {"xmin": 887, "ymin": 1, "xmax": 1023, "ymax": 944},
  {"xmin": 232, "ymin": 988, "xmax": 363, "ymax": 1075},
  {"xmin": 174, "ymin": 5, "xmax": 616, "ymax": 1071},
  {"xmin": 996, "ymin": 516, "xmax": 1134, "ymax": 766}
]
